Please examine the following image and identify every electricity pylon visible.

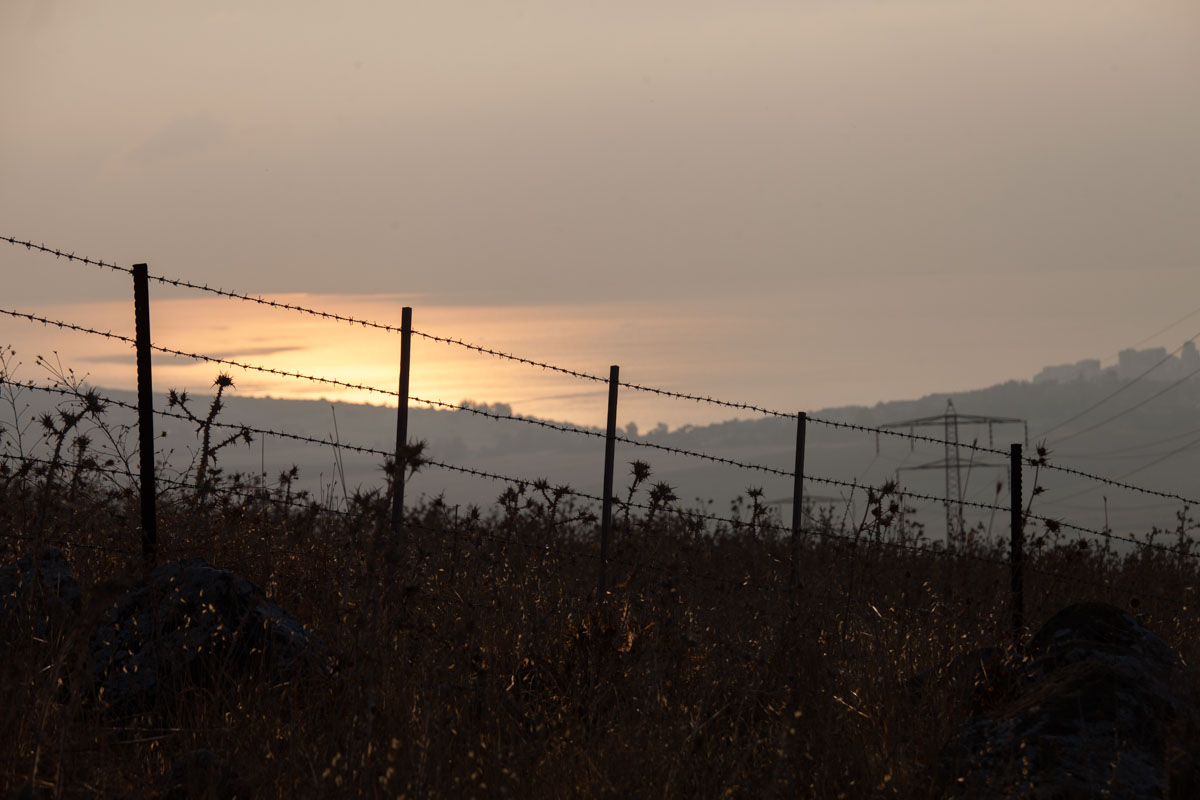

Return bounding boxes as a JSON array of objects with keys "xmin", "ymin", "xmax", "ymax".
[{"xmin": 882, "ymin": 400, "xmax": 1027, "ymax": 543}]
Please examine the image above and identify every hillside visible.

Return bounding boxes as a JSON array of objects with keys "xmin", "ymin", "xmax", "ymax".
[
  {"xmin": 3, "ymin": 421, "xmax": 1200, "ymax": 797},
  {"xmin": 5, "ymin": 346, "xmax": 1198, "ymax": 544}
]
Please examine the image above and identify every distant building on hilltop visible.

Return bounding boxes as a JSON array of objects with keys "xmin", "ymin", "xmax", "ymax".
[
  {"xmin": 1116, "ymin": 347, "xmax": 1168, "ymax": 380},
  {"xmin": 1033, "ymin": 358, "xmax": 1102, "ymax": 384},
  {"xmin": 1181, "ymin": 341, "xmax": 1200, "ymax": 372},
  {"xmin": 1034, "ymin": 341, "xmax": 1200, "ymax": 385}
]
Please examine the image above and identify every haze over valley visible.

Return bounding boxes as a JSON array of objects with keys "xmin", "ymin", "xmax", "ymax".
[{"xmin": 8, "ymin": 339, "xmax": 1198, "ymax": 547}]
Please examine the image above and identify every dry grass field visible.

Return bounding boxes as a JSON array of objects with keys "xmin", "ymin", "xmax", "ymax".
[
  {"xmin": 2, "ymin": 369, "xmax": 1199, "ymax": 797},
  {"xmin": 3, "ymin": 449, "xmax": 1199, "ymax": 798}
]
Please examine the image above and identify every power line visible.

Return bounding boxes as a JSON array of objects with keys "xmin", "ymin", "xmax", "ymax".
[
  {"xmin": 1048, "ymin": 362, "xmax": 1200, "ymax": 446},
  {"xmin": 1034, "ymin": 457, "xmax": 1200, "ymax": 507},
  {"xmin": 1036, "ymin": 331, "xmax": 1200, "ymax": 440},
  {"xmin": 7, "ymin": 236, "xmax": 1200, "ymax": 519},
  {"xmin": 1055, "ymin": 424, "xmax": 1200, "ymax": 459},
  {"xmin": 1114, "ymin": 433, "xmax": 1200, "ymax": 482},
  {"xmin": 0, "ymin": 233, "xmax": 1097, "ymax": 461},
  {"xmin": 1101, "ymin": 303, "xmax": 1200, "ymax": 360},
  {"xmin": 7, "ymin": 303, "xmax": 1197, "ymax": 519},
  {"xmin": 3, "ymin": 447, "xmax": 1190, "ymax": 607}
]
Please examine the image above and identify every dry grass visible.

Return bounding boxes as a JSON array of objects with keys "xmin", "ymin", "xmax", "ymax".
[
  {"xmin": 3, "ymin": 455, "xmax": 1199, "ymax": 799},
  {"xmin": 1, "ymin": 360, "xmax": 1197, "ymax": 797}
]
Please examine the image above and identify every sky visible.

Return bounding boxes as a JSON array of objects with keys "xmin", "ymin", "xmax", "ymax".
[{"xmin": 2, "ymin": 0, "xmax": 1199, "ymax": 429}]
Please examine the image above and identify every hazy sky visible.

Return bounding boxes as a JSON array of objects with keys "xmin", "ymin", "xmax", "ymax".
[{"xmin": 3, "ymin": 1, "xmax": 1199, "ymax": 427}]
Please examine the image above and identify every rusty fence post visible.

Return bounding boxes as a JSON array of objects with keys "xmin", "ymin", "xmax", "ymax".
[
  {"xmin": 1010, "ymin": 443, "xmax": 1024, "ymax": 637},
  {"xmin": 132, "ymin": 264, "xmax": 157, "ymax": 568},
  {"xmin": 599, "ymin": 365, "xmax": 619, "ymax": 594},
  {"xmin": 790, "ymin": 412, "xmax": 807, "ymax": 590},
  {"xmin": 391, "ymin": 306, "xmax": 413, "ymax": 541}
]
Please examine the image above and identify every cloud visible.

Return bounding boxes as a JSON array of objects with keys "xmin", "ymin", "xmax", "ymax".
[
  {"xmin": 78, "ymin": 345, "xmax": 304, "ymax": 365},
  {"xmin": 130, "ymin": 113, "xmax": 224, "ymax": 163},
  {"xmin": 198, "ymin": 346, "xmax": 306, "ymax": 360}
]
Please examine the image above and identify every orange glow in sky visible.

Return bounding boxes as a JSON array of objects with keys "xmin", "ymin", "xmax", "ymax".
[
  {"xmin": 4, "ymin": 1, "xmax": 1199, "ymax": 428},
  {"xmin": 1, "ymin": 293, "xmax": 774, "ymax": 429},
  {"xmin": 4, "ymin": 265, "xmax": 1199, "ymax": 432}
]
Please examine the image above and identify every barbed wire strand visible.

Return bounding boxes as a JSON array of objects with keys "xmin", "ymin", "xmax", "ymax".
[
  {"xmin": 1, "ymin": 236, "xmax": 132, "ymax": 275},
  {"xmin": 0, "ymin": 237, "xmax": 1074, "ymax": 458},
  {"xmin": 1034, "ymin": 459, "xmax": 1200, "ymax": 507},
  {"xmin": 0, "ymin": 307, "xmax": 615, "ymax": 441},
  {"xmin": 4, "ymin": 279, "xmax": 1197, "ymax": 506},
  {"xmin": 4, "ymin": 448, "xmax": 1191, "ymax": 608},
  {"xmin": 0, "ymin": 452, "xmax": 1028, "ymax": 614}
]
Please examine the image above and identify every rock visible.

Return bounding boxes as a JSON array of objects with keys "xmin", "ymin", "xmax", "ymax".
[
  {"xmin": 0, "ymin": 546, "xmax": 82, "ymax": 641},
  {"xmin": 157, "ymin": 750, "xmax": 252, "ymax": 799},
  {"xmin": 89, "ymin": 558, "xmax": 329, "ymax": 712},
  {"xmin": 936, "ymin": 602, "xmax": 1200, "ymax": 798}
]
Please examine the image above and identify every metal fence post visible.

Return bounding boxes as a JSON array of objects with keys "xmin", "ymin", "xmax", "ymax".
[
  {"xmin": 599, "ymin": 365, "xmax": 619, "ymax": 594},
  {"xmin": 1010, "ymin": 443, "xmax": 1024, "ymax": 636},
  {"xmin": 391, "ymin": 306, "xmax": 413, "ymax": 541},
  {"xmin": 790, "ymin": 412, "xmax": 807, "ymax": 590},
  {"xmin": 132, "ymin": 264, "xmax": 157, "ymax": 568}
]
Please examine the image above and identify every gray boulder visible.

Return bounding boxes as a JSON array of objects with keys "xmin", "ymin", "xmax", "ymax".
[
  {"xmin": 937, "ymin": 602, "xmax": 1200, "ymax": 798},
  {"xmin": 0, "ymin": 546, "xmax": 82, "ymax": 641},
  {"xmin": 89, "ymin": 557, "xmax": 330, "ymax": 712}
]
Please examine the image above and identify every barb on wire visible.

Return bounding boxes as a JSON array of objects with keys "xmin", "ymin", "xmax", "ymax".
[
  {"xmin": 801, "ymin": 473, "xmax": 1012, "ymax": 517},
  {"xmin": 2, "ymin": 236, "xmax": 132, "ymax": 275},
  {"xmin": 422, "ymin": 458, "xmax": 606, "ymax": 503},
  {"xmin": 0, "ymin": 307, "xmax": 134, "ymax": 346},
  {"xmin": 0, "ymin": 306, "xmax": 611, "ymax": 443},
  {"xmin": 5, "ymin": 284, "xmax": 1196, "ymax": 519},
  {"xmin": 4, "ymin": 448, "xmax": 1189, "ymax": 608},
  {"xmin": 4, "ymin": 451, "xmax": 134, "ymax": 483},
  {"xmin": 1021, "ymin": 510, "xmax": 1200, "ymax": 561},
  {"xmin": 154, "ymin": 472, "xmax": 350, "ymax": 518},
  {"xmin": 411, "ymin": 329, "xmax": 611, "ymax": 384},
  {"xmin": 808, "ymin": 414, "xmax": 1012, "ymax": 458},
  {"xmin": 154, "ymin": 343, "xmax": 603, "ymax": 443},
  {"xmin": 150, "ymin": 273, "xmax": 419, "ymax": 335},
  {"xmin": 4, "ymin": 378, "xmax": 611, "ymax": 502},
  {"xmin": 5, "ymin": 377, "xmax": 615, "ymax": 513},
  {"xmin": 0, "ymin": 236, "xmax": 1053, "ymax": 458},
  {"xmin": 613, "ymin": 434, "xmax": 795, "ymax": 478},
  {"xmin": 618, "ymin": 380, "xmax": 795, "ymax": 419},
  {"xmin": 1033, "ymin": 459, "xmax": 1200, "ymax": 508},
  {"xmin": 0, "ymin": 236, "xmax": 1117, "ymax": 473},
  {"xmin": 808, "ymin": 419, "xmax": 1199, "ymax": 509},
  {"xmin": 409, "ymin": 395, "xmax": 605, "ymax": 441}
]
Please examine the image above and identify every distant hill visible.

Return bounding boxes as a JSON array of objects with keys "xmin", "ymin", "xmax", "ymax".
[{"xmin": 6, "ymin": 344, "xmax": 1199, "ymax": 544}]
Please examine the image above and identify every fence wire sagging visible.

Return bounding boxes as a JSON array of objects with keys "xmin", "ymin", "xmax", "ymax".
[{"xmin": 4, "ymin": 233, "xmax": 1200, "ymax": 634}]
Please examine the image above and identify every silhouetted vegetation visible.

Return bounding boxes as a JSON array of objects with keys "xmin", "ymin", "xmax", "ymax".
[{"xmin": 3, "ymin": 366, "xmax": 1200, "ymax": 797}]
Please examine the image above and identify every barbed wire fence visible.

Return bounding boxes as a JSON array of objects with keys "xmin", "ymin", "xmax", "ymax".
[{"xmin": 4, "ymin": 234, "xmax": 1199, "ymax": 636}]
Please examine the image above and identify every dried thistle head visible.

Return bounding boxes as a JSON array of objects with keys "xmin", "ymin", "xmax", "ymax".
[
  {"xmin": 649, "ymin": 482, "xmax": 677, "ymax": 507},
  {"xmin": 497, "ymin": 485, "xmax": 523, "ymax": 508},
  {"xmin": 80, "ymin": 388, "xmax": 107, "ymax": 417}
]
